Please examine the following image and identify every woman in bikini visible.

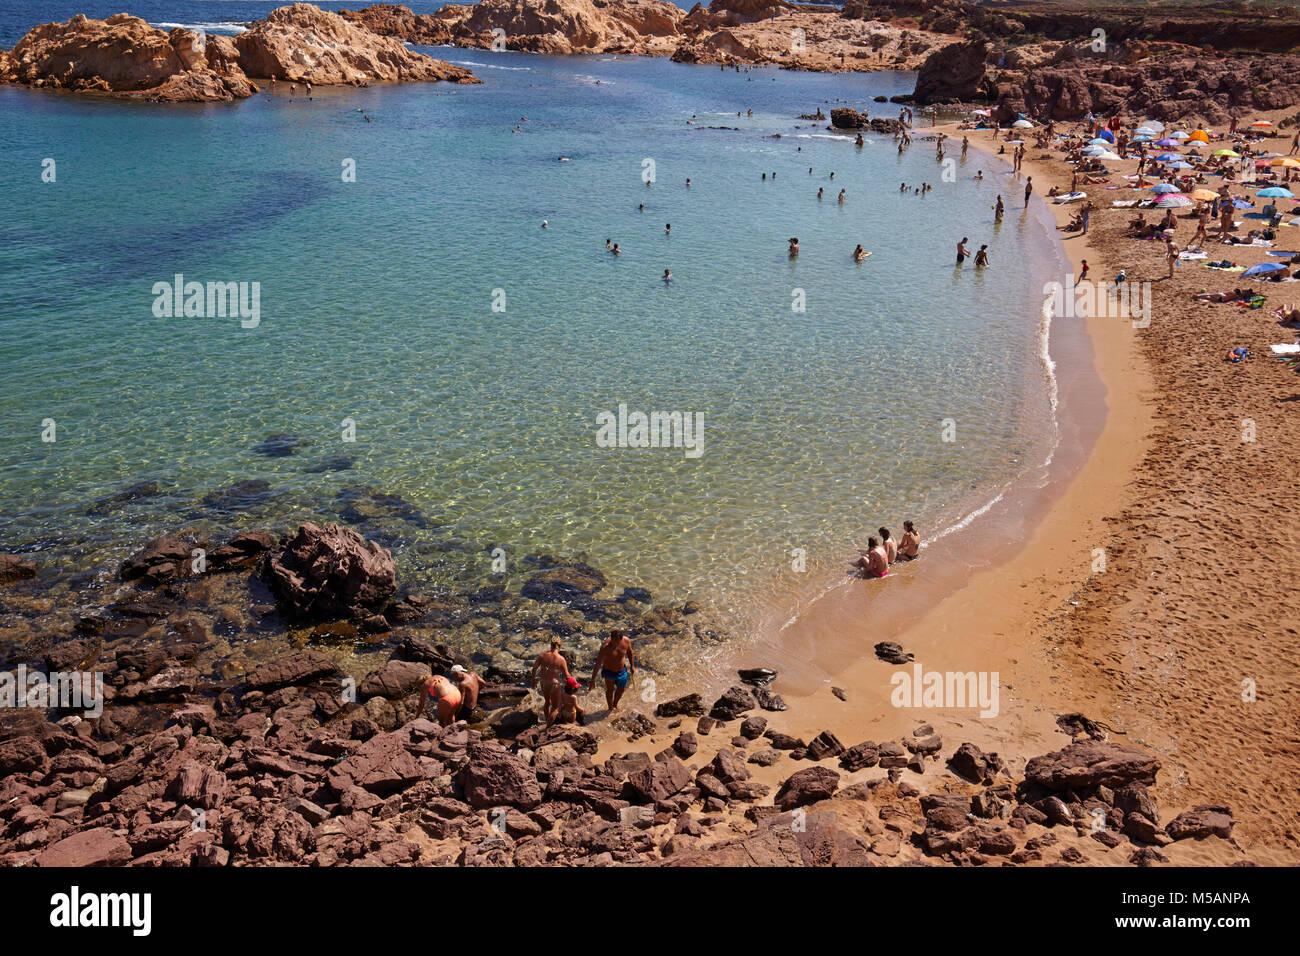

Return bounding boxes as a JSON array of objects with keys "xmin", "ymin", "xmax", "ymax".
[{"xmin": 898, "ymin": 521, "xmax": 920, "ymax": 561}]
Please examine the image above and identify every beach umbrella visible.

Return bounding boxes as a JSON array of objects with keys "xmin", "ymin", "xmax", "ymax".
[
  {"xmin": 1272, "ymin": 157, "xmax": 1300, "ymax": 168},
  {"xmin": 1087, "ymin": 138, "xmax": 1113, "ymax": 146},
  {"xmin": 1150, "ymin": 183, "xmax": 1181, "ymax": 193},
  {"xmin": 1137, "ymin": 120, "xmax": 1165, "ymax": 132},
  {"xmin": 1190, "ymin": 188, "xmax": 1220, "ymax": 201},
  {"xmin": 1258, "ymin": 186, "xmax": 1296, "ymax": 199},
  {"xmin": 1243, "ymin": 262, "xmax": 1285, "ymax": 278},
  {"xmin": 1251, "ymin": 120, "xmax": 1274, "ymax": 129},
  {"xmin": 1096, "ymin": 151, "xmax": 1121, "ymax": 161},
  {"xmin": 1013, "ymin": 119, "xmax": 1034, "ymax": 129},
  {"xmin": 1189, "ymin": 129, "xmax": 1211, "ymax": 143},
  {"xmin": 1154, "ymin": 153, "xmax": 1181, "ymax": 162},
  {"xmin": 1167, "ymin": 161, "xmax": 1193, "ymax": 170},
  {"xmin": 1154, "ymin": 138, "xmax": 1180, "ymax": 147},
  {"xmin": 971, "ymin": 108, "xmax": 991, "ymax": 116},
  {"xmin": 1154, "ymin": 194, "xmax": 1193, "ymax": 207},
  {"xmin": 1212, "ymin": 149, "xmax": 1241, "ymax": 157},
  {"xmin": 1094, "ymin": 129, "xmax": 1115, "ymax": 142},
  {"xmin": 1170, "ymin": 131, "xmax": 1191, "ymax": 140}
]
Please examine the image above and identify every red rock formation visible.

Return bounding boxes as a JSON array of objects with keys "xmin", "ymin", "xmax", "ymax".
[
  {"xmin": 428, "ymin": 0, "xmax": 686, "ymax": 55},
  {"xmin": 0, "ymin": 4, "xmax": 478, "ymax": 101},
  {"xmin": 234, "ymin": 4, "xmax": 477, "ymax": 84}
]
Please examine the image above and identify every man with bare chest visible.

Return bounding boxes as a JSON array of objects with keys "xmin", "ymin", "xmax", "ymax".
[{"xmin": 592, "ymin": 629, "xmax": 634, "ymax": 712}]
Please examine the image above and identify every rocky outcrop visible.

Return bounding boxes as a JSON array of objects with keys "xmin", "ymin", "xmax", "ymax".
[
  {"xmin": 0, "ymin": 14, "xmax": 255, "ymax": 100},
  {"xmin": 264, "ymin": 522, "xmax": 397, "ymax": 622},
  {"xmin": 428, "ymin": 0, "xmax": 686, "ymax": 55},
  {"xmin": 993, "ymin": 53, "xmax": 1300, "ymax": 124},
  {"xmin": 233, "ymin": 4, "xmax": 477, "ymax": 84},
  {"xmin": 911, "ymin": 37, "xmax": 994, "ymax": 104},
  {"xmin": 0, "ymin": 4, "xmax": 477, "ymax": 101}
]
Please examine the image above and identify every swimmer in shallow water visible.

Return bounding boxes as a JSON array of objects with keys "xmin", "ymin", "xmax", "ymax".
[
  {"xmin": 541, "ymin": 220, "xmax": 549, "ymax": 229},
  {"xmin": 665, "ymin": 223, "xmax": 671, "ymax": 234},
  {"xmin": 853, "ymin": 244, "xmax": 867, "ymax": 262},
  {"xmin": 788, "ymin": 237, "xmax": 799, "ymax": 257},
  {"xmin": 897, "ymin": 521, "xmax": 920, "ymax": 560},
  {"xmin": 663, "ymin": 269, "xmax": 672, "ymax": 281},
  {"xmin": 611, "ymin": 243, "xmax": 621, "ymax": 255}
]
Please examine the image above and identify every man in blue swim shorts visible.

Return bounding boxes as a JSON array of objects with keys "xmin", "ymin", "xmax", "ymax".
[{"xmin": 592, "ymin": 628, "xmax": 635, "ymax": 713}]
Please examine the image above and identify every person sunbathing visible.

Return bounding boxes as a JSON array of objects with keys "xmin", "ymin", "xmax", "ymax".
[
  {"xmin": 1273, "ymin": 304, "xmax": 1300, "ymax": 325},
  {"xmin": 1195, "ymin": 288, "xmax": 1248, "ymax": 303}
]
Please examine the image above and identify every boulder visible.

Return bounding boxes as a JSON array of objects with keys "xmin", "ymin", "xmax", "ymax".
[
  {"xmin": 774, "ymin": 766, "xmax": 840, "ymax": 811},
  {"xmin": 655, "ymin": 693, "xmax": 705, "ymax": 718},
  {"xmin": 519, "ymin": 564, "xmax": 607, "ymax": 603},
  {"xmin": 709, "ymin": 685, "xmax": 756, "ymax": 721},
  {"xmin": 0, "ymin": 553, "xmax": 37, "ymax": 582},
  {"xmin": 1166, "ymin": 805, "xmax": 1235, "ymax": 841},
  {"xmin": 264, "ymin": 522, "xmax": 397, "ymax": 621},
  {"xmin": 912, "ymin": 38, "xmax": 993, "ymax": 104},
  {"xmin": 359, "ymin": 659, "xmax": 428, "ymax": 699},
  {"xmin": 243, "ymin": 650, "xmax": 337, "ymax": 690},
  {"xmin": 36, "ymin": 827, "xmax": 132, "ymax": 867},
  {"xmin": 1023, "ymin": 742, "xmax": 1159, "ymax": 793},
  {"xmin": 461, "ymin": 743, "xmax": 542, "ymax": 809},
  {"xmin": 326, "ymin": 731, "xmax": 425, "ymax": 795}
]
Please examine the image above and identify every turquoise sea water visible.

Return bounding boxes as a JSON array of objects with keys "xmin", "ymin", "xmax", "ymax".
[{"xmin": 0, "ymin": 3, "xmax": 1060, "ymax": 632}]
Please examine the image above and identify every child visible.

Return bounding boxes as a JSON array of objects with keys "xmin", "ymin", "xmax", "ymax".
[{"xmin": 557, "ymin": 677, "xmax": 586, "ymax": 726}]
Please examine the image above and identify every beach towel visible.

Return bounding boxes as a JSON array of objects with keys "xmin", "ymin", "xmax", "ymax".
[
  {"xmin": 1267, "ymin": 251, "xmax": 1300, "ymax": 257},
  {"xmin": 1111, "ymin": 200, "xmax": 1139, "ymax": 207},
  {"xmin": 1269, "ymin": 343, "xmax": 1300, "ymax": 355},
  {"xmin": 1178, "ymin": 251, "xmax": 1208, "ymax": 260},
  {"xmin": 1206, "ymin": 264, "xmax": 1246, "ymax": 272}
]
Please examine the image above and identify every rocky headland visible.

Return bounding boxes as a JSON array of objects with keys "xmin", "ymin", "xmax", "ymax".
[{"xmin": 0, "ymin": 4, "xmax": 478, "ymax": 102}]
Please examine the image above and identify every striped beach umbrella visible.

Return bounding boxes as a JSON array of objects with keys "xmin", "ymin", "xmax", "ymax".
[
  {"xmin": 1150, "ymin": 183, "xmax": 1181, "ymax": 193},
  {"xmin": 1153, "ymin": 193, "xmax": 1193, "ymax": 207}
]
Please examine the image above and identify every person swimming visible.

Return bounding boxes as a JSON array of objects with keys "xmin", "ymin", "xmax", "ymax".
[
  {"xmin": 974, "ymin": 244, "xmax": 989, "ymax": 267},
  {"xmin": 957, "ymin": 237, "xmax": 969, "ymax": 265},
  {"xmin": 611, "ymin": 243, "xmax": 621, "ymax": 255},
  {"xmin": 974, "ymin": 170, "xmax": 983, "ymax": 180},
  {"xmin": 818, "ymin": 187, "xmax": 824, "ymax": 200},
  {"xmin": 838, "ymin": 189, "xmax": 846, "ymax": 204},
  {"xmin": 663, "ymin": 269, "xmax": 672, "ymax": 281},
  {"xmin": 788, "ymin": 237, "xmax": 799, "ymax": 257},
  {"xmin": 854, "ymin": 244, "xmax": 867, "ymax": 261},
  {"xmin": 541, "ymin": 220, "xmax": 549, "ymax": 229},
  {"xmin": 605, "ymin": 238, "xmax": 612, "ymax": 249},
  {"xmin": 665, "ymin": 223, "xmax": 671, "ymax": 234}
]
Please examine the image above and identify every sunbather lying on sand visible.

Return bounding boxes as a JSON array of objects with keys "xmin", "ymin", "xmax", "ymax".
[
  {"xmin": 1195, "ymin": 288, "xmax": 1250, "ymax": 303},
  {"xmin": 1274, "ymin": 304, "xmax": 1300, "ymax": 324}
]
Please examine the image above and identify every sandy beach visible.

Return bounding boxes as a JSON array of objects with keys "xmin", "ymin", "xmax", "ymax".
[{"xmin": 583, "ymin": 113, "xmax": 1300, "ymax": 865}]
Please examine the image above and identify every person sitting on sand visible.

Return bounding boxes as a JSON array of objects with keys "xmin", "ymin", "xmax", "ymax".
[
  {"xmin": 530, "ymin": 637, "xmax": 573, "ymax": 726},
  {"xmin": 1274, "ymin": 304, "xmax": 1300, "ymax": 325},
  {"xmin": 592, "ymin": 629, "xmax": 634, "ymax": 712},
  {"xmin": 879, "ymin": 527, "xmax": 898, "ymax": 565},
  {"xmin": 898, "ymin": 521, "xmax": 920, "ymax": 561},
  {"xmin": 1226, "ymin": 346, "xmax": 1249, "ymax": 363},
  {"xmin": 855, "ymin": 537, "xmax": 889, "ymax": 578},
  {"xmin": 449, "ymin": 664, "xmax": 485, "ymax": 723},
  {"xmin": 416, "ymin": 673, "xmax": 462, "ymax": 727}
]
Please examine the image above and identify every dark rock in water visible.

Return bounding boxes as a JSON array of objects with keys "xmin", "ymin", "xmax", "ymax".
[
  {"xmin": 44, "ymin": 637, "xmax": 100, "ymax": 672},
  {"xmin": 395, "ymin": 636, "xmax": 468, "ymax": 671},
  {"xmin": 334, "ymin": 485, "xmax": 429, "ymax": 529},
  {"xmin": 252, "ymin": 432, "xmax": 309, "ymax": 457},
  {"xmin": 243, "ymin": 650, "xmax": 337, "ymax": 690},
  {"xmin": 303, "ymin": 455, "xmax": 354, "ymax": 473},
  {"xmin": 200, "ymin": 479, "xmax": 273, "ymax": 513},
  {"xmin": 466, "ymin": 585, "xmax": 507, "ymax": 604},
  {"xmin": 755, "ymin": 688, "xmax": 787, "ymax": 712},
  {"xmin": 0, "ymin": 553, "xmax": 38, "ymax": 583},
  {"xmin": 874, "ymin": 642, "xmax": 913, "ymax": 664},
  {"xmin": 120, "ymin": 536, "xmax": 195, "ymax": 585},
  {"xmin": 1024, "ymin": 742, "xmax": 1159, "ymax": 793},
  {"xmin": 655, "ymin": 693, "xmax": 705, "ymax": 719},
  {"xmin": 1166, "ymin": 805, "xmax": 1234, "ymax": 841},
  {"xmin": 86, "ymin": 480, "xmax": 160, "ymax": 515},
  {"xmin": 830, "ymin": 107, "xmax": 867, "ymax": 129},
  {"xmin": 709, "ymin": 685, "xmax": 756, "ymax": 721},
  {"xmin": 738, "ymin": 667, "xmax": 777, "ymax": 687},
  {"xmin": 209, "ymin": 530, "xmax": 278, "ymax": 571},
  {"xmin": 619, "ymin": 587, "xmax": 651, "ymax": 604},
  {"xmin": 520, "ymin": 564, "xmax": 607, "ymax": 603},
  {"xmin": 264, "ymin": 522, "xmax": 397, "ymax": 621},
  {"xmin": 775, "ymin": 766, "xmax": 840, "ymax": 811}
]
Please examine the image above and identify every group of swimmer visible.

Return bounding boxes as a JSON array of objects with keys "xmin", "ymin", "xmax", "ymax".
[
  {"xmin": 853, "ymin": 521, "xmax": 920, "ymax": 578},
  {"xmin": 417, "ymin": 629, "xmax": 637, "ymax": 730}
]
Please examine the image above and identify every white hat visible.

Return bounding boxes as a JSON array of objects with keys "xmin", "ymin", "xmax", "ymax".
[{"xmin": 450, "ymin": 665, "xmax": 467, "ymax": 674}]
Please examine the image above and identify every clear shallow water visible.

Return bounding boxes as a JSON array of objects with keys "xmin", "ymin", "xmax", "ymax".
[{"xmin": 0, "ymin": 2, "xmax": 1059, "ymax": 633}]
